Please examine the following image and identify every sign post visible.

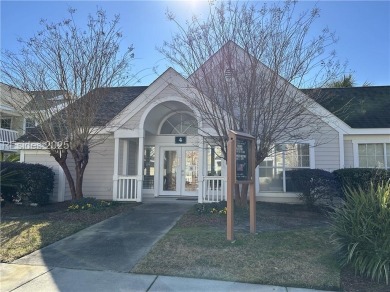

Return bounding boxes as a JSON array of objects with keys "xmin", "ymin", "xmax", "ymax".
[{"xmin": 227, "ymin": 130, "xmax": 256, "ymax": 241}]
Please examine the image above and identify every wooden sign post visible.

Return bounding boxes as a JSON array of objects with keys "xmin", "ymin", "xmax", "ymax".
[{"xmin": 227, "ymin": 130, "xmax": 256, "ymax": 241}]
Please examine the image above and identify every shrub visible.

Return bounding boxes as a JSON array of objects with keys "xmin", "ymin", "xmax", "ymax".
[
  {"xmin": 195, "ymin": 201, "xmax": 227, "ymax": 215},
  {"xmin": 330, "ymin": 181, "xmax": 390, "ymax": 284},
  {"xmin": 67, "ymin": 197, "xmax": 115, "ymax": 212},
  {"xmin": 0, "ymin": 162, "xmax": 54, "ymax": 205},
  {"xmin": 286, "ymin": 169, "xmax": 341, "ymax": 209},
  {"xmin": 333, "ymin": 168, "xmax": 390, "ymax": 197}
]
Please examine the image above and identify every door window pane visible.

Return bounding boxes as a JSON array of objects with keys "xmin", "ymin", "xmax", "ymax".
[
  {"xmin": 143, "ymin": 146, "xmax": 155, "ymax": 189},
  {"xmin": 163, "ymin": 151, "xmax": 178, "ymax": 191},
  {"xmin": 184, "ymin": 150, "xmax": 198, "ymax": 192}
]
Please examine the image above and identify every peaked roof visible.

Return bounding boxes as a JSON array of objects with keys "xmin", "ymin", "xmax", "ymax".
[
  {"xmin": 302, "ymin": 86, "xmax": 390, "ymax": 129},
  {"xmin": 80, "ymin": 86, "xmax": 148, "ymax": 126},
  {"xmin": 24, "ymin": 90, "xmax": 69, "ymax": 111},
  {"xmin": 17, "ymin": 86, "xmax": 148, "ymax": 142}
]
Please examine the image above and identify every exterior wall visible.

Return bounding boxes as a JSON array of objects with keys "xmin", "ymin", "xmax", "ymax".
[
  {"xmin": 344, "ymin": 139, "xmax": 354, "ymax": 168},
  {"xmin": 82, "ymin": 138, "xmax": 115, "ymax": 200},
  {"xmin": 22, "ymin": 150, "xmax": 65, "ymax": 202},
  {"xmin": 343, "ymin": 134, "xmax": 390, "ymax": 169},
  {"xmin": 22, "ymin": 137, "xmax": 115, "ymax": 202},
  {"xmin": 313, "ymin": 123, "xmax": 340, "ymax": 171}
]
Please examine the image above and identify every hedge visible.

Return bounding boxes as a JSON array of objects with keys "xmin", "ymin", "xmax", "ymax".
[
  {"xmin": 0, "ymin": 162, "xmax": 54, "ymax": 205},
  {"xmin": 286, "ymin": 169, "xmax": 341, "ymax": 209},
  {"xmin": 333, "ymin": 168, "xmax": 390, "ymax": 195}
]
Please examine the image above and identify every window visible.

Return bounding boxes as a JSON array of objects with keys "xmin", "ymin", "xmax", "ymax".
[
  {"xmin": 358, "ymin": 143, "xmax": 389, "ymax": 169},
  {"xmin": 206, "ymin": 145, "xmax": 222, "ymax": 176},
  {"xmin": 25, "ymin": 118, "xmax": 35, "ymax": 129},
  {"xmin": 259, "ymin": 143, "xmax": 311, "ymax": 192},
  {"xmin": 1, "ymin": 118, "xmax": 11, "ymax": 130},
  {"xmin": 143, "ymin": 146, "xmax": 155, "ymax": 189},
  {"xmin": 160, "ymin": 113, "xmax": 197, "ymax": 135}
]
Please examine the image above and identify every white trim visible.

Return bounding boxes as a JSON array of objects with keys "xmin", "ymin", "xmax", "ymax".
[
  {"xmin": 108, "ymin": 68, "xmax": 187, "ymax": 131},
  {"xmin": 20, "ymin": 150, "xmax": 25, "ymax": 162},
  {"xmin": 139, "ymin": 95, "xmax": 203, "ymax": 135},
  {"xmin": 339, "ymin": 132, "xmax": 345, "ymax": 169},
  {"xmin": 122, "ymin": 139, "xmax": 128, "ymax": 175},
  {"xmin": 112, "ymin": 138, "xmax": 120, "ymax": 200},
  {"xmin": 137, "ymin": 136, "xmax": 144, "ymax": 202},
  {"xmin": 157, "ymin": 111, "xmax": 198, "ymax": 135},
  {"xmin": 352, "ymin": 139, "xmax": 390, "ymax": 169}
]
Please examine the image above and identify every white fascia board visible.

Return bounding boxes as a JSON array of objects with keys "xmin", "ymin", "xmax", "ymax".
[
  {"xmin": 114, "ymin": 129, "xmax": 141, "ymax": 138},
  {"xmin": 347, "ymin": 128, "xmax": 390, "ymax": 135}
]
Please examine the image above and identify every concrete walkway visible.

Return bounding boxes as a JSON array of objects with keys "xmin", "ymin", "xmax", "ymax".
[{"xmin": 1, "ymin": 199, "xmax": 335, "ymax": 292}]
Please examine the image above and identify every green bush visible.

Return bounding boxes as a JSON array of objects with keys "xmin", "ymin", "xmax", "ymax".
[
  {"xmin": 0, "ymin": 162, "xmax": 54, "ymax": 205},
  {"xmin": 333, "ymin": 168, "xmax": 390, "ymax": 197},
  {"xmin": 330, "ymin": 181, "xmax": 390, "ymax": 284},
  {"xmin": 286, "ymin": 169, "xmax": 341, "ymax": 209}
]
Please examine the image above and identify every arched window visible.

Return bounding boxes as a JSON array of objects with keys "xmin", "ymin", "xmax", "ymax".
[{"xmin": 160, "ymin": 112, "xmax": 197, "ymax": 135}]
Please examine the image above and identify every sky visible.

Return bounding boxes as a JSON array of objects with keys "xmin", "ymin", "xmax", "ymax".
[{"xmin": 1, "ymin": 1, "xmax": 389, "ymax": 87}]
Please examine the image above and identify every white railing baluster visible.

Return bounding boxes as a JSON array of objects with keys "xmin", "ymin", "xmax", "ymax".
[
  {"xmin": 203, "ymin": 177, "xmax": 225, "ymax": 202},
  {"xmin": 116, "ymin": 176, "xmax": 138, "ymax": 201}
]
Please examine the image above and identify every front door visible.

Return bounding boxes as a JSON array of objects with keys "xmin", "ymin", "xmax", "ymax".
[{"xmin": 160, "ymin": 147, "xmax": 199, "ymax": 196}]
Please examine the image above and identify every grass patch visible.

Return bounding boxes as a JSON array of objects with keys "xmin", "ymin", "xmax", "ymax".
[
  {"xmin": 0, "ymin": 200, "xmax": 136, "ymax": 262},
  {"xmin": 133, "ymin": 204, "xmax": 340, "ymax": 291}
]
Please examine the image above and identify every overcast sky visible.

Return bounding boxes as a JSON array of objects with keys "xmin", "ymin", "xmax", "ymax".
[{"xmin": 1, "ymin": 1, "xmax": 389, "ymax": 86}]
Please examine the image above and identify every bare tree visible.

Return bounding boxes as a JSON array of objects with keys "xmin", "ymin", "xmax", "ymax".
[
  {"xmin": 1, "ymin": 8, "xmax": 134, "ymax": 200},
  {"xmin": 160, "ymin": 0, "xmax": 345, "ymax": 206}
]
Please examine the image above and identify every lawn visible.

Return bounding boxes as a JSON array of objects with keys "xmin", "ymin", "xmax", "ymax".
[
  {"xmin": 132, "ymin": 203, "xmax": 339, "ymax": 290},
  {"xmin": 133, "ymin": 202, "xmax": 389, "ymax": 292},
  {"xmin": 0, "ymin": 200, "xmax": 136, "ymax": 263},
  {"xmin": 1, "ymin": 200, "xmax": 387, "ymax": 291}
]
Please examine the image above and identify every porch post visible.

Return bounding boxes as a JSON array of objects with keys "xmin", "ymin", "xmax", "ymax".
[
  {"xmin": 197, "ymin": 138, "xmax": 204, "ymax": 203},
  {"xmin": 137, "ymin": 134, "xmax": 144, "ymax": 202},
  {"xmin": 112, "ymin": 137, "xmax": 120, "ymax": 201}
]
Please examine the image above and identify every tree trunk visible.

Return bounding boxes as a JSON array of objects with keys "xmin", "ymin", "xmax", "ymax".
[
  {"xmin": 71, "ymin": 145, "xmax": 89, "ymax": 200},
  {"xmin": 235, "ymin": 183, "xmax": 249, "ymax": 208},
  {"xmin": 51, "ymin": 150, "xmax": 77, "ymax": 200}
]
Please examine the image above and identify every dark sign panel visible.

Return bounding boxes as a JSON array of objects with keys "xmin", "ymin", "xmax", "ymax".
[
  {"xmin": 236, "ymin": 138, "xmax": 249, "ymax": 181},
  {"xmin": 175, "ymin": 136, "xmax": 187, "ymax": 144}
]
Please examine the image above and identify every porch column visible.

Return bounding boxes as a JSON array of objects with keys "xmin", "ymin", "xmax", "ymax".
[
  {"xmin": 197, "ymin": 138, "xmax": 204, "ymax": 203},
  {"xmin": 112, "ymin": 137, "xmax": 120, "ymax": 201},
  {"xmin": 137, "ymin": 135, "xmax": 144, "ymax": 202}
]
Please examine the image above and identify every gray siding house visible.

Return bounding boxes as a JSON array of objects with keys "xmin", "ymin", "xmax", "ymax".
[{"xmin": 20, "ymin": 43, "xmax": 390, "ymax": 203}]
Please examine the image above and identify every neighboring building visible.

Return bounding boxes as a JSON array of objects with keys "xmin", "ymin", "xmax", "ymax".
[
  {"xmin": 19, "ymin": 43, "xmax": 390, "ymax": 203},
  {"xmin": 0, "ymin": 83, "xmax": 25, "ymax": 158},
  {"xmin": 0, "ymin": 82, "xmax": 68, "ymax": 159}
]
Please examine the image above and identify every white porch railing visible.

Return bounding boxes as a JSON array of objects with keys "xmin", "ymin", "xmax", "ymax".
[
  {"xmin": 0, "ymin": 128, "xmax": 18, "ymax": 151},
  {"xmin": 203, "ymin": 176, "xmax": 226, "ymax": 202},
  {"xmin": 116, "ymin": 175, "xmax": 138, "ymax": 201}
]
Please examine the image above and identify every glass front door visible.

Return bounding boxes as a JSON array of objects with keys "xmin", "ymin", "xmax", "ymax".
[{"xmin": 160, "ymin": 147, "xmax": 199, "ymax": 196}]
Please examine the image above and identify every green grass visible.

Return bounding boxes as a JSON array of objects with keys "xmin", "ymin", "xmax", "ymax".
[
  {"xmin": 0, "ymin": 220, "xmax": 87, "ymax": 262},
  {"xmin": 0, "ymin": 201, "xmax": 136, "ymax": 263},
  {"xmin": 133, "ymin": 215, "xmax": 340, "ymax": 290}
]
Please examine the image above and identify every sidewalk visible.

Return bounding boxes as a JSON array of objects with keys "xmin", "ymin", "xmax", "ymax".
[{"xmin": 1, "ymin": 263, "xmax": 335, "ymax": 292}]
